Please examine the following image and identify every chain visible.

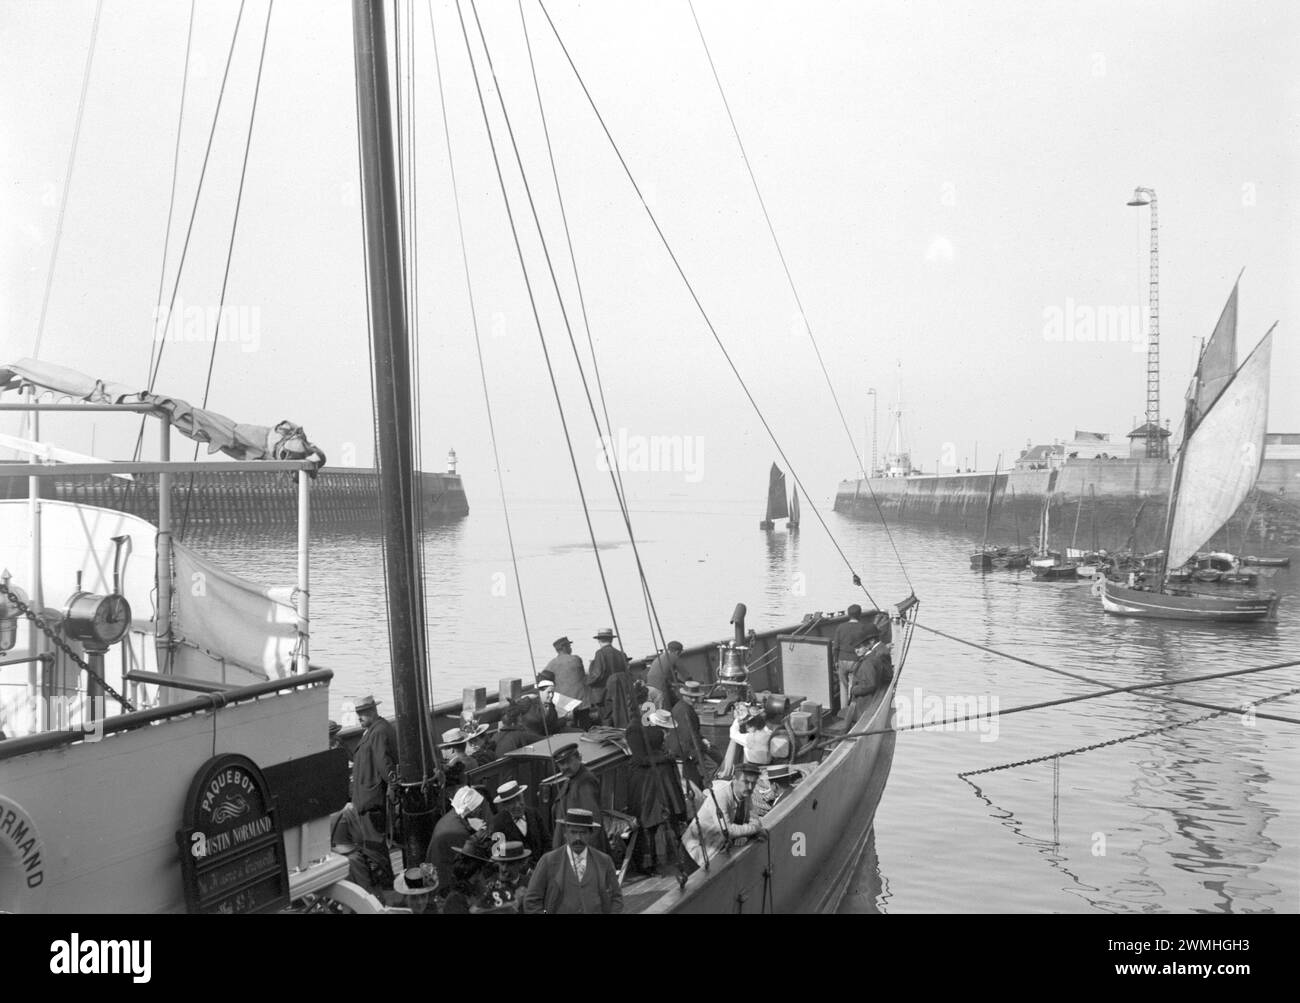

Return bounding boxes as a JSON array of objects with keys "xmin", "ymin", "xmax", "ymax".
[
  {"xmin": 0, "ymin": 581, "xmax": 135, "ymax": 713},
  {"xmin": 958, "ymin": 685, "xmax": 1300, "ymax": 779}
]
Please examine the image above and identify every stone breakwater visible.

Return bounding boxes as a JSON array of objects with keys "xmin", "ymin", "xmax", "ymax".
[{"xmin": 834, "ymin": 458, "xmax": 1300, "ymax": 550}]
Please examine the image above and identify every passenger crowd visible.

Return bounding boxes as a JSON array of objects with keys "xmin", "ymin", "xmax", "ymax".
[{"xmin": 328, "ymin": 611, "xmax": 892, "ymax": 914}]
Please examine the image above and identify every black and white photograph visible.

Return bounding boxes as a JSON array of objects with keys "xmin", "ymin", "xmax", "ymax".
[{"xmin": 1, "ymin": 0, "xmax": 1296, "ymax": 956}]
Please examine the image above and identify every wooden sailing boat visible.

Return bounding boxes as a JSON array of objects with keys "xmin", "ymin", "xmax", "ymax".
[
  {"xmin": 1101, "ymin": 279, "xmax": 1280, "ymax": 622},
  {"xmin": 1031, "ymin": 492, "xmax": 1078, "ymax": 579},
  {"xmin": 969, "ymin": 461, "xmax": 1001, "ymax": 570},
  {"xmin": 759, "ymin": 463, "xmax": 790, "ymax": 530},
  {"xmin": 788, "ymin": 484, "xmax": 801, "ymax": 530}
]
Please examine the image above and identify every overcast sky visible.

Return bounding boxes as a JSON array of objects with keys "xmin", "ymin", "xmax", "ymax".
[{"xmin": 3, "ymin": 0, "xmax": 1296, "ymax": 505}]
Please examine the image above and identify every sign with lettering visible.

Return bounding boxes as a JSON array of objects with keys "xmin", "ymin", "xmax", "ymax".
[
  {"xmin": 0, "ymin": 796, "xmax": 47, "ymax": 912},
  {"xmin": 177, "ymin": 754, "xmax": 289, "ymax": 914}
]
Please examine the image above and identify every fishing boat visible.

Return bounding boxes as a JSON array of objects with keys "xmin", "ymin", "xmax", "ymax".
[
  {"xmin": 969, "ymin": 461, "xmax": 1001, "ymax": 570},
  {"xmin": 788, "ymin": 485, "xmax": 801, "ymax": 530},
  {"xmin": 1030, "ymin": 494, "xmax": 1078, "ymax": 580},
  {"xmin": 760, "ymin": 463, "xmax": 790, "ymax": 530},
  {"xmin": 1101, "ymin": 279, "xmax": 1280, "ymax": 622}
]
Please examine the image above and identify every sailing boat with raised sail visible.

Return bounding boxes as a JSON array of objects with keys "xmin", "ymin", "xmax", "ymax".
[
  {"xmin": 969, "ymin": 460, "xmax": 1001, "ymax": 570},
  {"xmin": 759, "ymin": 462, "xmax": 789, "ymax": 530},
  {"xmin": 1101, "ymin": 279, "xmax": 1281, "ymax": 622},
  {"xmin": 788, "ymin": 483, "xmax": 801, "ymax": 530},
  {"xmin": 1031, "ymin": 493, "xmax": 1078, "ymax": 579}
]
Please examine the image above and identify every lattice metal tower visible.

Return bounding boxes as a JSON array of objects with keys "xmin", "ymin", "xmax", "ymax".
[{"xmin": 1127, "ymin": 186, "xmax": 1164, "ymax": 459}]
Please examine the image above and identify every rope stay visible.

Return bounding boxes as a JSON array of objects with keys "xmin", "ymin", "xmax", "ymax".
[
  {"xmin": 535, "ymin": 0, "xmax": 881, "ymax": 608},
  {"xmin": 454, "ymin": 0, "xmax": 625, "ymax": 649},
  {"xmin": 427, "ymin": 0, "xmax": 537, "ymax": 680},
  {"xmin": 31, "ymin": 0, "xmax": 105, "ymax": 365},
  {"xmin": 180, "ymin": 0, "xmax": 276, "ymax": 540},
  {"xmin": 517, "ymin": 0, "xmax": 668, "ymax": 657},
  {"xmin": 132, "ymin": 0, "xmax": 250, "ymax": 463},
  {"xmin": 687, "ymin": 1, "xmax": 915, "ymax": 596}
]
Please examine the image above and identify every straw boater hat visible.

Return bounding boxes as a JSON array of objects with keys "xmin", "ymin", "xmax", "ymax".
[
  {"xmin": 492, "ymin": 780, "xmax": 528, "ymax": 805},
  {"xmin": 354, "ymin": 695, "xmax": 378, "ymax": 714},
  {"xmin": 680, "ymin": 680, "xmax": 704, "ymax": 700},
  {"xmin": 648, "ymin": 709, "xmax": 676, "ymax": 729},
  {"xmin": 763, "ymin": 764, "xmax": 803, "ymax": 785},
  {"xmin": 593, "ymin": 628, "xmax": 616, "ymax": 641},
  {"xmin": 490, "ymin": 840, "xmax": 531, "ymax": 863},
  {"xmin": 393, "ymin": 864, "xmax": 439, "ymax": 897},
  {"xmin": 439, "ymin": 724, "xmax": 488, "ymax": 748},
  {"xmin": 560, "ymin": 808, "xmax": 600, "ymax": 829}
]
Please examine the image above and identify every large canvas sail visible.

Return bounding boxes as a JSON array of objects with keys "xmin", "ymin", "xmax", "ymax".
[
  {"xmin": 1166, "ymin": 329, "xmax": 1272, "ymax": 570},
  {"xmin": 789, "ymin": 485, "xmax": 801, "ymax": 526},
  {"xmin": 766, "ymin": 464, "xmax": 790, "ymax": 521},
  {"xmin": 1195, "ymin": 279, "xmax": 1239, "ymax": 419}
]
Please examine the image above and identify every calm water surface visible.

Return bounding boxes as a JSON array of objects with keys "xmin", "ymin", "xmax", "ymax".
[{"xmin": 188, "ymin": 497, "xmax": 1300, "ymax": 913}]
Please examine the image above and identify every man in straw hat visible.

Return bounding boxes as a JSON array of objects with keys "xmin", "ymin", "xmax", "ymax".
[
  {"xmin": 754, "ymin": 763, "xmax": 805, "ymax": 818},
  {"xmin": 522, "ymin": 808, "xmax": 623, "ymax": 914},
  {"xmin": 680, "ymin": 761, "xmax": 767, "ymax": 870},
  {"xmin": 488, "ymin": 779, "xmax": 548, "ymax": 863},
  {"xmin": 586, "ymin": 627, "xmax": 629, "ymax": 725},
  {"xmin": 438, "ymin": 723, "xmax": 489, "ymax": 772}
]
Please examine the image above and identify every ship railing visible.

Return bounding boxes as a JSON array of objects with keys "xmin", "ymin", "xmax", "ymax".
[{"xmin": 0, "ymin": 398, "xmax": 316, "ymax": 738}]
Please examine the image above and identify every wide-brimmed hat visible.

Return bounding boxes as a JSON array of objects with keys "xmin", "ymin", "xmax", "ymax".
[
  {"xmin": 452, "ymin": 837, "xmax": 494, "ymax": 862},
  {"xmin": 648, "ymin": 709, "xmax": 676, "ymax": 729},
  {"xmin": 393, "ymin": 864, "xmax": 439, "ymax": 896},
  {"xmin": 493, "ymin": 780, "xmax": 529, "ymax": 804},
  {"xmin": 328, "ymin": 720, "xmax": 342, "ymax": 738},
  {"xmin": 764, "ymin": 764, "xmax": 803, "ymax": 785},
  {"xmin": 439, "ymin": 724, "xmax": 488, "ymax": 748},
  {"xmin": 680, "ymin": 680, "xmax": 704, "ymax": 699},
  {"xmin": 354, "ymin": 694, "xmax": 379, "ymax": 713},
  {"xmin": 593, "ymin": 628, "xmax": 616, "ymax": 641},
  {"xmin": 490, "ymin": 839, "xmax": 530, "ymax": 863},
  {"xmin": 560, "ymin": 808, "xmax": 600, "ymax": 829},
  {"xmin": 553, "ymin": 636, "xmax": 572, "ymax": 649},
  {"xmin": 551, "ymin": 741, "xmax": 581, "ymax": 763},
  {"xmin": 331, "ymin": 840, "xmax": 358, "ymax": 855}
]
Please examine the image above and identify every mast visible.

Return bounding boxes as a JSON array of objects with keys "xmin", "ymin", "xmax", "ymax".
[
  {"xmin": 1090, "ymin": 484, "xmax": 1097, "ymax": 552},
  {"xmin": 351, "ymin": 0, "xmax": 437, "ymax": 865},
  {"xmin": 980, "ymin": 460, "xmax": 999, "ymax": 554}
]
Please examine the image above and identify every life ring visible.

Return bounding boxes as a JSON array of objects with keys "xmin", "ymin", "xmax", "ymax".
[{"xmin": 0, "ymin": 796, "xmax": 48, "ymax": 913}]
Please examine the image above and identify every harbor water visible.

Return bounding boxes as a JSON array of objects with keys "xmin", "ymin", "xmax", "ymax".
[{"xmin": 189, "ymin": 497, "xmax": 1300, "ymax": 913}]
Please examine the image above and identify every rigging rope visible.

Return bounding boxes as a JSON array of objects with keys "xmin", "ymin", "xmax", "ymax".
[
  {"xmin": 132, "ymin": 0, "xmax": 249, "ymax": 463},
  {"xmin": 179, "ymin": 0, "xmax": 276, "ymax": 540},
  {"xmin": 687, "ymin": 1, "xmax": 914, "ymax": 595},
  {"xmin": 454, "ymin": 0, "xmax": 626, "ymax": 649},
  {"xmin": 517, "ymin": 0, "xmax": 667, "ymax": 656},
  {"xmin": 31, "ymin": 0, "xmax": 104, "ymax": 364},
  {"xmin": 817, "ymin": 656, "xmax": 1300, "ymax": 749},
  {"xmin": 535, "ymin": 0, "xmax": 881, "ymax": 609},
  {"xmin": 958, "ymin": 685, "xmax": 1300, "ymax": 779},
  {"xmin": 427, "ymin": 0, "xmax": 537, "ymax": 679},
  {"xmin": 143, "ymin": 0, "xmax": 197, "ymax": 429}
]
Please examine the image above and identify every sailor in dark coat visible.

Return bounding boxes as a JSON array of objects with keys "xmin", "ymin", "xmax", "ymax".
[
  {"xmin": 645, "ymin": 641, "xmax": 684, "ymax": 708},
  {"xmin": 549, "ymin": 742, "xmax": 607, "ymax": 852},
  {"xmin": 488, "ymin": 780, "xmax": 550, "ymax": 863},
  {"xmin": 545, "ymin": 636, "xmax": 589, "ymax": 718},
  {"xmin": 351, "ymin": 694, "xmax": 396, "ymax": 819},
  {"xmin": 586, "ymin": 628, "xmax": 629, "ymax": 724},
  {"xmin": 523, "ymin": 809, "xmax": 623, "ymax": 915},
  {"xmin": 667, "ymin": 680, "xmax": 713, "ymax": 790}
]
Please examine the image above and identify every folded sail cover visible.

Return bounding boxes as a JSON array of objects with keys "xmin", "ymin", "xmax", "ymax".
[{"xmin": 0, "ymin": 358, "xmax": 324, "ymax": 469}]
